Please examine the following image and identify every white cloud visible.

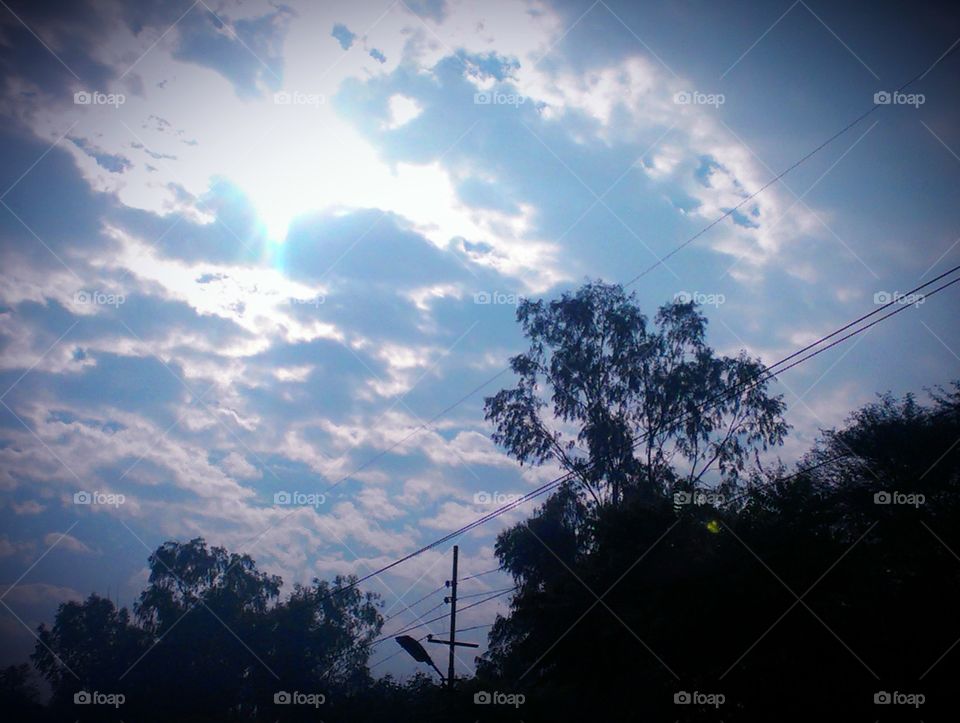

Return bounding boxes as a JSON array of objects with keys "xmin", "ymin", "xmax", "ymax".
[
  {"xmin": 384, "ymin": 94, "xmax": 423, "ymax": 129},
  {"xmin": 44, "ymin": 532, "xmax": 92, "ymax": 555},
  {"xmin": 11, "ymin": 500, "xmax": 45, "ymax": 515},
  {"xmin": 0, "ymin": 536, "xmax": 33, "ymax": 558},
  {"xmin": 220, "ymin": 452, "xmax": 261, "ymax": 479}
]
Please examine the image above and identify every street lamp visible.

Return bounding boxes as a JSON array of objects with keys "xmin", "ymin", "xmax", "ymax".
[{"xmin": 394, "ymin": 635, "xmax": 446, "ymax": 683}]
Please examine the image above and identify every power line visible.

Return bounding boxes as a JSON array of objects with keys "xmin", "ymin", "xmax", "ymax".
[
  {"xmin": 381, "ymin": 584, "xmax": 446, "ymax": 624},
  {"xmin": 383, "ymin": 600, "xmax": 446, "ymax": 628},
  {"xmin": 368, "ymin": 645, "xmax": 410, "ymax": 670},
  {"xmin": 371, "ymin": 587, "xmax": 516, "ymax": 648},
  {"xmin": 389, "ymin": 588, "xmax": 515, "ymax": 640},
  {"xmin": 677, "ymin": 452, "xmax": 853, "ymax": 511},
  {"xmin": 455, "ymin": 586, "xmax": 516, "ymax": 601},
  {"xmin": 460, "ymin": 567, "xmax": 503, "ymax": 581},
  {"xmin": 311, "ymin": 264, "xmax": 960, "ymax": 608}
]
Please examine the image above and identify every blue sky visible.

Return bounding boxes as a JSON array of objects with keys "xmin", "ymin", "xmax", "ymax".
[{"xmin": 0, "ymin": 0, "xmax": 958, "ymax": 680}]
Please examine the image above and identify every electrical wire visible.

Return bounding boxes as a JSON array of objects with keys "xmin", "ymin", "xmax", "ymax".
[
  {"xmin": 459, "ymin": 567, "xmax": 503, "ymax": 581},
  {"xmin": 371, "ymin": 587, "xmax": 517, "ymax": 647},
  {"xmin": 454, "ymin": 586, "xmax": 516, "ymax": 601},
  {"xmin": 381, "ymin": 584, "xmax": 446, "ymax": 624}
]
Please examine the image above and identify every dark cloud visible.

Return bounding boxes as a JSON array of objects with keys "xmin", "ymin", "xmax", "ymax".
[
  {"xmin": 0, "ymin": 123, "xmax": 116, "ymax": 262},
  {"xmin": 112, "ymin": 179, "xmax": 267, "ymax": 265},
  {"xmin": 283, "ymin": 209, "xmax": 469, "ymax": 288},
  {"xmin": 0, "ymin": 0, "xmax": 293, "ymax": 106},
  {"xmin": 172, "ymin": 5, "xmax": 292, "ymax": 97},
  {"xmin": 0, "ymin": 0, "xmax": 115, "ymax": 101}
]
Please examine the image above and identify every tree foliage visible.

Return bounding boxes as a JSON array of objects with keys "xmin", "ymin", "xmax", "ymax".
[
  {"xmin": 484, "ymin": 282, "xmax": 789, "ymax": 506},
  {"xmin": 32, "ymin": 538, "xmax": 384, "ymax": 722}
]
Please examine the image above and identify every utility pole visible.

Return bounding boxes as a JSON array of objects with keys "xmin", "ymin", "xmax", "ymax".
[
  {"xmin": 446, "ymin": 545, "xmax": 458, "ymax": 688},
  {"xmin": 425, "ymin": 545, "xmax": 478, "ymax": 689}
]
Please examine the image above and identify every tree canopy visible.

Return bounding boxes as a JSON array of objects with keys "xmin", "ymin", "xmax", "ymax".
[
  {"xmin": 31, "ymin": 538, "xmax": 383, "ymax": 722},
  {"xmin": 484, "ymin": 281, "xmax": 789, "ymax": 506}
]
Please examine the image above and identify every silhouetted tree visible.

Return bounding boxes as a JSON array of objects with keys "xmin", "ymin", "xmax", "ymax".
[
  {"xmin": 256, "ymin": 576, "xmax": 383, "ymax": 707},
  {"xmin": 131, "ymin": 538, "xmax": 283, "ymax": 719},
  {"xmin": 31, "ymin": 538, "xmax": 382, "ymax": 722},
  {"xmin": 32, "ymin": 594, "xmax": 145, "ymax": 719},
  {"xmin": 484, "ymin": 282, "xmax": 788, "ymax": 506}
]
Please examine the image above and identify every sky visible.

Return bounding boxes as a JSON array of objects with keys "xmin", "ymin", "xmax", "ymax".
[{"xmin": 0, "ymin": 0, "xmax": 958, "ymax": 681}]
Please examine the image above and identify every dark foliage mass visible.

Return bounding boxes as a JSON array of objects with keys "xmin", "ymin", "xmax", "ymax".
[
  {"xmin": 477, "ymin": 385, "xmax": 960, "ymax": 721},
  {"xmin": 4, "ymin": 284, "xmax": 958, "ymax": 721}
]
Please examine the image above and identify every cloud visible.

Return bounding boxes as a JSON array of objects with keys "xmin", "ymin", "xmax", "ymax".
[
  {"xmin": 219, "ymin": 451, "xmax": 260, "ymax": 479},
  {"xmin": 356, "ymin": 487, "xmax": 404, "ymax": 520},
  {"xmin": 0, "ymin": 535, "xmax": 33, "ymax": 558},
  {"xmin": 170, "ymin": 3, "xmax": 293, "ymax": 97},
  {"xmin": 44, "ymin": 532, "xmax": 92, "ymax": 555},
  {"xmin": 10, "ymin": 500, "xmax": 45, "ymax": 515},
  {"xmin": 331, "ymin": 23, "xmax": 357, "ymax": 50},
  {"xmin": 69, "ymin": 135, "xmax": 133, "ymax": 173},
  {"xmin": 0, "ymin": 582, "xmax": 82, "ymax": 607}
]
